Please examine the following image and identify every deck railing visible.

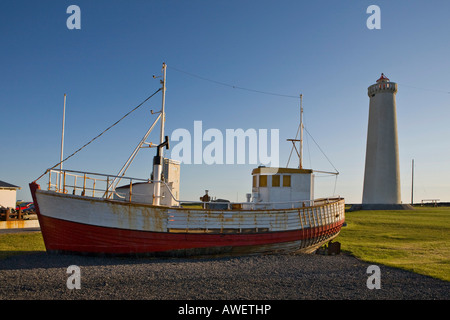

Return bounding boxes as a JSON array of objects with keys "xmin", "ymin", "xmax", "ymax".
[
  {"xmin": 45, "ymin": 169, "xmax": 342, "ymax": 210},
  {"xmin": 47, "ymin": 169, "xmax": 156, "ymax": 201}
]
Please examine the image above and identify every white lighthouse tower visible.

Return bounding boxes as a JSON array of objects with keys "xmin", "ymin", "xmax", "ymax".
[{"xmin": 362, "ymin": 74, "xmax": 410, "ymax": 210}]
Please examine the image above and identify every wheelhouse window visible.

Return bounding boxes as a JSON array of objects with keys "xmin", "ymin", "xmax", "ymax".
[
  {"xmin": 259, "ymin": 175, "xmax": 267, "ymax": 187},
  {"xmin": 272, "ymin": 175, "xmax": 280, "ymax": 187},
  {"xmin": 283, "ymin": 175, "xmax": 291, "ymax": 187}
]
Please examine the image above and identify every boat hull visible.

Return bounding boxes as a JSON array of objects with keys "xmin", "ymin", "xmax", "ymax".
[{"xmin": 30, "ymin": 182, "xmax": 345, "ymax": 257}]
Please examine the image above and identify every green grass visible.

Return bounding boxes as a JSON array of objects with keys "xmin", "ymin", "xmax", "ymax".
[
  {"xmin": 338, "ymin": 206, "xmax": 450, "ymax": 281},
  {"xmin": 0, "ymin": 232, "xmax": 45, "ymax": 259}
]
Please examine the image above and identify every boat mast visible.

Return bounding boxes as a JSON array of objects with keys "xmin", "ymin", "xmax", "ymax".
[
  {"xmin": 153, "ymin": 63, "xmax": 167, "ymax": 205},
  {"xmin": 59, "ymin": 93, "xmax": 66, "ymax": 192},
  {"xmin": 159, "ymin": 63, "xmax": 167, "ymax": 150},
  {"xmin": 286, "ymin": 93, "xmax": 304, "ymax": 169}
]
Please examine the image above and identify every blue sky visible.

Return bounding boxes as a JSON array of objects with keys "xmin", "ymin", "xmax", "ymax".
[{"xmin": 1, "ymin": 0, "xmax": 449, "ymax": 204}]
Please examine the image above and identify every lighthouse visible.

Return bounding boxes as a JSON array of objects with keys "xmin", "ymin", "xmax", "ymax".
[{"xmin": 362, "ymin": 74, "xmax": 411, "ymax": 210}]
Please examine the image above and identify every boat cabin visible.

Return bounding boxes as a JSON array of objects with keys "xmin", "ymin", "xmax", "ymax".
[{"xmin": 250, "ymin": 167, "xmax": 314, "ymax": 209}]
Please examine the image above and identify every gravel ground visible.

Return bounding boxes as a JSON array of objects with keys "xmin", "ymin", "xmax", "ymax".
[{"xmin": 0, "ymin": 251, "xmax": 448, "ymax": 301}]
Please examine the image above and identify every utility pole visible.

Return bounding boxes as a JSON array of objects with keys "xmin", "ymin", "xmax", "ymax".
[
  {"xmin": 299, "ymin": 94, "xmax": 303, "ymax": 169},
  {"xmin": 411, "ymin": 159, "xmax": 414, "ymax": 205}
]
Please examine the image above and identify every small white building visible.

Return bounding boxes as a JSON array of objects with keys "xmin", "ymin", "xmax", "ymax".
[
  {"xmin": 0, "ymin": 180, "xmax": 21, "ymax": 209},
  {"xmin": 250, "ymin": 167, "xmax": 314, "ymax": 209}
]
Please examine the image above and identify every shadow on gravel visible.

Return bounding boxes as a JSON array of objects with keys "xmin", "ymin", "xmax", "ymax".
[{"xmin": 0, "ymin": 251, "xmax": 247, "ymax": 271}]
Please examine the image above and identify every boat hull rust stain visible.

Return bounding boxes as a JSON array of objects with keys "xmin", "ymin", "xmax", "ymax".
[{"xmin": 30, "ymin": 182, "xmax": 345, "ymax": 257}]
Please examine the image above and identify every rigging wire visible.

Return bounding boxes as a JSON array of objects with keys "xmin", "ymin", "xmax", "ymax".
[
  {"xmin": 399, "ymin": 83, "xmax": 450, "ymax": 94},
  {"xmin": 333, "ymin": 174, "xmax": 338, "ymax": 196},
  {"xmin": 303, "ymin": 126, "xmax": 339, "ymax": 174},
  {"xmin": 34, "ymin": 87, "xmax": 162, "ymax": 182},
  {"xmin": 169, "ymin": 66, "xmax": 450, "ymax": 96},
  {"xmin": 305, "ymin": 127, "xmax": 312, "ymax": 169},
  {"xmin": 168, "ymin": 65, "xmax": 300, "ymax": 99},
  {"xmin": 285, "ymin": 123, "xmax": 339, "ymax": 178}
]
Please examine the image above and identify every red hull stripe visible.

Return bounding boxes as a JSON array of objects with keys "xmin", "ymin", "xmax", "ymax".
[{"xmin": 37, "ymin": 213, "xmax": 343, "ymax": 255}]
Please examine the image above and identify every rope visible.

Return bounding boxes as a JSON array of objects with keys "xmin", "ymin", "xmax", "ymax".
[{"xmin": 34, "ymin": 87, "xmax": 162, "ymax": 182}]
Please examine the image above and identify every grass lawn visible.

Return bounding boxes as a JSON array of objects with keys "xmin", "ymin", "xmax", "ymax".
[
  {"xmin": 0, "ymin": 232, "xmax": 45, "ymax": 259},
  {"xmin": 338, "ymin": 206, "xmax": 450, "ymax": 282}
]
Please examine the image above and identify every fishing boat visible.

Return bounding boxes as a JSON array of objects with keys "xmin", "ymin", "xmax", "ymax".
[{"xmin": 30, "ymin": 63, "xmax": 345, "ymax": 257}]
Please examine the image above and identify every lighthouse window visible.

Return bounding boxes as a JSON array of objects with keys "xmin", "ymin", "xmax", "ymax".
[
  {"xmin": 283, "ymin": 175, "xmax": 291, "ymax": 187},
  {"xmin": 259, "ymin": 175, "xmax": 267, "ymax": 187},
  {"xmin": 272, "ymin": 175, "xmax": 280, "ymax": 187}
]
